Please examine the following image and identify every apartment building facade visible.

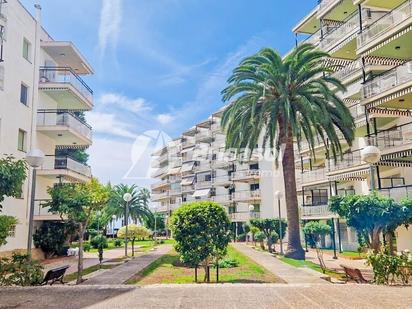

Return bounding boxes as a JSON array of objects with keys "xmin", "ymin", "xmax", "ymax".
[
  {"xmin": 294, "ymin": 0, "xmax": 412, "ymax": 251},
  {"xmin": 0, "ymin": 0, "xmax": 93, "ymax": 253},
  {"xmin": 150, "ymin": 107, "xmax": 287, "ymax": 235}
]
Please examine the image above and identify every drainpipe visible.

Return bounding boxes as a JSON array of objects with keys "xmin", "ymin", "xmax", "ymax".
[{"xmin": 358, "ymin": 4, "xmax": 363, "ymax": 33}]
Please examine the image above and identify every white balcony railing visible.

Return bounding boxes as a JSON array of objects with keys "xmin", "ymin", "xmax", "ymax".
[
  {"xmin": 37, "ymin": 110, "xmax": 92, "ymax": 140},
  {"xmin": 349, "ymin": 103, "xmax": 365, "ymax": 121},
  {"xmin": 151, "ymin": 191, "xmax": 169, "ymax": 201},
  {"xmin": 40, "ymin": 156, "xmax": 92, "ymax": 177},
  {"xmin": 363, "ymin": 60, "xmax": 412, "ymax": 100},
  {"xmin": 233, "ymin": 190, "xmax": 261, "ymax": 201},
  {"xmin": 151, "ymin": 179, "xmax": 169, "ymax": 190},
  {"xmin": 195, "ymin": 180, "xmax": 212, "ymax": 189},
  {"xmin": 213, "ymin": 194, "xmax": 232, "ymax": 204},
  {"xmin": 380, "ymin": 185, "xmax": 412, "ymax": 202},
  {"xmin": 329, "ymin": 149, "xmax": 363, "ymax": 172},
  {"xmin": 232, "ymin": 169, "xmax": 260, "ymax": 180},
  {"xmin": 367, "ymin": 122, "xmax": 412, "ymax": 151},
  {"xmin": 229, "ymin": 211, "xmax": 260, "ymax": 221},
  {"xmin": 301, "ymin": 168, "xmax": 327, "ymax": 184},
  {"xmin": 213, "ymin": 175, "xmax": 231, "ymax": 186},
  {"xmin": 196, "ymin": 130, "xmax": 212, "ymax": 141},
  {"xmin": 39, "ymin": 67, "xmax": 93, "ymax": 103},
  {"xmin": 358, "ymin": 0, "xmax": 412, "ymax": 48},
  {"xmin": 182, "ymin": 137, "xmax": 195, "ymax": 148},
  {"xmin": 320, "ymin": 12, "xmax": 359, "ymax": 51},
  {"xmin": 301, "ymin": 204, "xmax": 335, "ymax": 218},
  {"xmin": 332, "ymin": 59, "xmax": 363, "ymax": 82}
]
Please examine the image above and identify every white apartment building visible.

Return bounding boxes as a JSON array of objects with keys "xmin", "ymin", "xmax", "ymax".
[
  {"xmin": 150, "ymin": 107, "xmax": 288, "ymax": 236},
  {"xmin": 0, "ymin": 0, "xmax": 93, "ymax": 254},
  {"xmin": 294, "ymin": 0, "xmax": 412, "ymax": 251}
]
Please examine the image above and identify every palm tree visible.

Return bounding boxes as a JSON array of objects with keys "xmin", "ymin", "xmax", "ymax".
[
  {"xmin": 108, "ymin": 184, "xmax": 153, "ymax": 226},
  {"xmin": 221, "ymin": 44, "xmax": 355, "ymax": 259}
]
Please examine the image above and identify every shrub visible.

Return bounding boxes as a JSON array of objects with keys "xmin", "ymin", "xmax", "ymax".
[
  {"xmin": 236, "ymin": 233, "xmax": 246, "ymax": 242},
  {"xmin": 254, "ymin": 231, "xmax": 266, "ymax": 250},
  {"xmin": 83, "ymin": 242, "xmax": 91, "ymax": 252},
  {"xmin": 216, "ymin": 258, "xmax": 239, "ymax": 268},
  {"xmin": 33, "ymin": 221, "xmax": 68, "ymax": 258},
  {"xmin": 90, "ymin": 235, "xmax": 108, "ymax": 249},
  {"xmin": 367, "ymin": 249, "xmax": 399, "ymax": 285},
  {"xmin": 0, "ymin": 215, "xmax": 18, "ymax": 247},
  {"xmin": 0, "ymin": 253, "xmax": 43, "ymax": 286},
  {"xmin": 114, "ymin": 239, "xmax": 123, "ymax": 247},
  {"xmin": 249, "ymin": 218, "xmax": 287, "ymax": 253}
]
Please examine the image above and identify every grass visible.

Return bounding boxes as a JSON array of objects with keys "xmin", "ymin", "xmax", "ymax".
[
  {"xmin": 278, "ymin": 256, "xmax": 345, "ymax": 280},
  {"xmin": 79, "ymin": 239, "xmax": 175, "ymax": 254},
  {"xmin": 63, "ymin": 264, "xmax": 115, "ymax": 282},
  {"xmin": 323, "ymin": 249, "xmax": 366, "ymax": 259},
  {"xmin": 127, "ymin": 245, "xmax": 281, "ymax": 285}
]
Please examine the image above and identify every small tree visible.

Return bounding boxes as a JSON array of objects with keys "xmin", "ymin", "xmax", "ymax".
[
  {"xmin": 33, "ymin": 221, "xmax": 74, "ymax": 258},
  {"xmin": 0, "ymin": 216, "xmax": 18, "ymax": 247},
  {"xmin": 329, "ymin": 193, "xmax": 412, "ymax": 251},
  {"xmin": 0, "ymin": 156, "xmax": 27, "ymax": 210},
  {"xmin": 303, "ymin": 221, "xmax": 331, "ymax": 272},
  {"xmin": 117, "ymin": 224, "xmax": 151, "ymax": 256},
  {"xmin": 170, "ymin": 201, "xmax": 231, "ymax": 282},
  {"xmin": 249, "ymin": 218, "xmax": 287, "ymax": 253},
  {"xmin": 45, "ymin": 178, "xmax": 110, "ymax": 284},
  {"xmin": 91, "ymin": 234, "xmax": 108, "ymax": 268},
  {"xmin": 254, "ymin": 231, "xmax": 265, "ymax": 250},
  {"xmin": 250, "ymin": 226, "xmax": 260, "ymax": 246}
]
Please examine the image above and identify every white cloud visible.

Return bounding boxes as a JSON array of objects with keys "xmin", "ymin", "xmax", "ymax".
[
  {"xmin": 99, "ymin": 93, "xmax": 151, "ymax": 114},
  {"xmin": 156, "ymin": 114, "xmax": 174, "ymax": 125},
  {"xmin": 98, "ymin": 0, "xmax": 123, "ymax": 57},
  {"xmin": 87, "ymin": 111, "xmax": 136, "ymax": 139}
]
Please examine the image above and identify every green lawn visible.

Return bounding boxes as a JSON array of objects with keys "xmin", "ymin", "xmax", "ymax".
[
  {"xmin": 127, "ymin": 245, "xmax": 281, "ymax": 285},
  {"xmin": 278, "ymin": 256, "xmax": 345, "ymax": 280},
  {"xmin": 75, "ymin": 239, "xmax": 175, "ymax": 254},
  {"xmin": 322, "ymin": 249, "xmax": 366, "ymax": 259}
]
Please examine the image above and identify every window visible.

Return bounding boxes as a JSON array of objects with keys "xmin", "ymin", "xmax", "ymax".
[
  {"xmin": 22, "ymin": 38, "xmax": 31, "ymax": 61},
  {"xmin": 20, "ymin": 83, "xmax": 28, "ymax": 105},
  {"xmin": 250, "ymin": 183, "xmax": 260, "ymax": 191},
  {"xmin": 250, "ymin": 163, "xmax": 259, "ymax": 170},
  {"xmin": 17, "ymin": 129, "xmax": 27, "ymax": 152}
]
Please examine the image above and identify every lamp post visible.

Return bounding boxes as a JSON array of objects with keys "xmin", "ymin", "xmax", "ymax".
[
  {"xmin": 25, "ymin": 149, "xmax": 45, "ymax": 258},
  {"xmin": 248, "ymin": 205, "xmax": 255, "ymax": 243},
  {"xmin": 274, "ymin": 191, "xmax": 284, "ymax": 255},
  {"xmin": 111, "ymin": 214, "xmax": 116, "ymax": 239},
  {"xmin": 153, "ymin": 206, "xmax": 157, "ymax": 244},
  {"xmin": 123, "ymin": 192, "xmax": 132, "ymax": 257},
  {"xmin": 361, "ymin": 145, "xmax": 381, "ymax": 191}
]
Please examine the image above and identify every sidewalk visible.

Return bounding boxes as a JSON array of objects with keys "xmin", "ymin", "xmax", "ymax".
[
  {"xmin": 232, "ymin": 243, "xmax": 330, "ymax": 284},
  {"xmin": 81, "ymin": 244, "xmax": 172, "ymax": 285}
]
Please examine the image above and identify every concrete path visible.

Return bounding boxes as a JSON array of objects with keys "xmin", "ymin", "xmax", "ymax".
[
  {"xmin": 1, "ymin": 284, "xmax": 411, "ymax": 308},
  {"xmin": 232, "ymin": 243, "xmax": 329, "ymax": 284},
  {"xmin": 81, "ymin": 245, "xmax": 172, "ymax": 285}
]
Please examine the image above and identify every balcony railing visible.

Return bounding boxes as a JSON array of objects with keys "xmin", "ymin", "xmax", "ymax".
[
  {"xmin": 40, "ymin": 156, "xmax": 92, "ymax": 177},
  {"xmin": 363, "ymin": 60, "xmax": 412, "ymax": 100},
  {"xmin": 329, "ymin": 149, "xmax": 363, "ymax": 172},
  {"xmin": 229, "ymin": 211, "xmax": 260, "ymax": 221},
  {"xmin": 301, "ymin": 204, "xmax": 335, "ymax": 218},
  {"xmin": 301, "ymin": 168, "xmax": 327, "ymax": 184},
  {"xmin": 213, "ymin": 175, "xmax": 231, "ymax": 186},
  {"xmin": 233, "ymin": 190, "xmax": 261, "ymax": 201},
  {"xmin": 349, "ymin": 103, "xmax": 365, "ymax": 121},
  {"xmin": 169, "ymin": 188, "xmax": 182, "ymax": 196},
  {"xmin": 358, "ymin": 0, "xmax": 412, "ymax": 48},
  {"xmin": 151, "ymin": 191, "xmax": 169, "ymax": 201},
  {"xmin": 34, "ymin": 199, "xmax": 56, "ymax": 217},
  {"xmin": 332, "ymin": 59, "xmax": 363, "ymax": 82},
  {"xmin": 318, "ymin": 0, "xmax": 340, "ymax": 17},
  {"xmin": 0, "ymin": 0, "xmax": 6, "ymax": 21},
  {"xmin": 196, "ymin": 130, "xmax": 212, "ymax": 141},
  {"xmin": 39, "ymin": 67, "xmax": 93, "ymax": 103},
  {"xmin": 195, "ymin": 180, "xmax": 212, "ymax": 189},
  {"xmin": 367, "ymin": 122, "xmax": 412, "ymax": 150},
  {"xmin": 151, "ymin": 179, "xmax": 169, "ymax": 190},
  {"xmin": 37, "ymin": 110, "xmax": 92, "ymax": 140},
  {"xmin": 182, "ymin": 137, "xmax": 195, "ymax": 149},
  {"xmin": 320, "ymin": 12, "xmax": 358, "ymax": 51},
  {"xmin": 380, "ymin": 185, "xmax": 412, "ymax": 202},
  {"xmin": 213, "ymin": 194, "xmax": 232, "ymax": 204},
  {"xmin": 232, "ymin": 169, "xmax": 260, "ymax": 180}
]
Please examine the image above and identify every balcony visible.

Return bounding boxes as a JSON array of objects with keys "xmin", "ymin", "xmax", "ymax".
[
  {"xmin": 195, "ymin": 160, "xmax": 211, "ymax": 172},
  {"xmin": 195, "ymin": 130, "xmax": 213, "ymax": 143},
  {"xmin": 37, "ymin": 156, "xmax": 92, "ymax": 182},
  {"xmin": 301, "ymin": 168, "xmax": 328, "ymax": 185},
  {"xmin": 169, "ymin": 188, "xmax": 182, "ymax": 196},
  {"xmin": 232, "ymin": 190, "xmax": 261, "ymax": 202},
  {"xmin": 232, "ymin": 169, "xmax": 260, "ymax": 182},
  {"xmin": 195, "ymin": 179, "xmax": 212, "ymax": 190},
  {"xmin": 213, "ymin": 175, "xmax": 232, "ymax": 186},
  {"xmin": 151, "ymin": 179, "xmax": 170, "ymax": 190},
  {"xmin": 182, "ymin": 137, "xmax": 195, "ymax": 149},
  {"xmin": 229, "ymin": 211, "xmax": 260, "ymax": 222},
  {"xmin": 362, "ymin": 60, "xmax": 412, "ymax": 105},
  {"xmin": 37, "ymin": 110, "xmax": 92, "ymax": 146},
  {"xmin": 33, "ymin": 200, "xmax": 62, "ymax": 221},
  {"xmin": 380, "ymin": 185, "xmax": 412, "ymax": 201},
  {"xmin": 151, "ymin": 191, "xmax": 169, "ymax": 202},
  {"xmin": 328, "ymin": 149, "xmax": 366, "ymax": 173},
  {"xmin": 368, "ymin": 122, "xmax": 412, "ymax": 154},
  {"xmin": 301, "ymin": 204, "xmax": 337, "ymax": 220},
  {"xmin": 213, "ymin": 194, "xmax": 233, "ymax": 205},
  {"xmin": 349, "ymin": 103, "xmax": 366, "ymax": 125},
  {"xmin": 39, "ymin": 67, "xmax": 93, "ymax": 110},
  {"xmin": 358, "ymin": 0, "xmax": 412, "ymax": 52}
]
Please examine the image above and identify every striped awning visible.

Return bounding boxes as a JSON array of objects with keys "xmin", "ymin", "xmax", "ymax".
[
  {"xmin": 366, "ymin": 85, "xmax": 412, "ymax": 109},
  {"xmin": 378, "ymin": 160, "xmax": 412, "ymax": 167},
  {"xmin": 381, "ymin": 149, "xmax": 412, "ymax": 161},
  {"xmin": 55, "ymin": 145, "xmax": 89, "ymax": 150},
  {"xmin": 181, "ymin": 176, "xmax": 195, "ymax": 186},
  {"xmin": 362, "ymin": 25, "xmax": 412, "ymax": 57},
  {"xmin": 329, "ymin": 168, "xmax": 369, "ymax": 181},
  {"xmin": 324, "ymin": 57, "xmax": 352, "ymax": 71},
  {"xmin": 368, "ymin": 107, "xmax": 412, "ymax": 118},
  {"xmin": 344, "ymin": 98, "xmax": 361, "ymax": 106},
  {"xmin": 364, "ymin": 56, "xmax": 405, "ymax": 67}
]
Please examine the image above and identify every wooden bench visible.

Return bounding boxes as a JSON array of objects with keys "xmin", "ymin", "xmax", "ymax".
[
  {"xmin": 41, "ymin": 265, "xmax": 70, "ymax": 286},
  {"xmin": 340, "ymin": 265, "xmax": 369, "ymax": 284}
]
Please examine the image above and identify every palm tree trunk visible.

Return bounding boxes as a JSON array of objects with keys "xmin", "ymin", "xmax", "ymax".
[{"xmin": 281, "ymin": 126, "xmax": 305, "ymax": 260}]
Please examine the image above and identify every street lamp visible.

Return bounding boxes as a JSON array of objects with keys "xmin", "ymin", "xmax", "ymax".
[
  {"xmin": 111, "ymin": 214, "xmax": 116, "ymax": 239},
  {"xmin": 153, "ymin": 206, "xmax": 157, "ymax": 244},
  {"xmin": 274, "ymin": 190, "xmax": 284, "ymax": 255},
  {"xmin": 361, "ymin": 145, "xmax": 381, "ymax": 191},
  {"xmin": 26, "ymin": 149, "xmax": 45, "ymax": 257},
  {"xmin": 123, "ymin": 192, "xmax": 132, "ymax": 257}
]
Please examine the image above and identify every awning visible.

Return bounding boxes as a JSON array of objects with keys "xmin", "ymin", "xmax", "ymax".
[
  {"xmin": 181, "ymin": 162, "xmax": 195, "ymax": 173},
  {"xmin": 381, "ymin": 149, "xmax": 412, "ymax": 161},
  {"xmin": 192, "ymin": 189, "xmax": 210, "ymax": 198},
  {"xmin": 366, "ymin": 85, "xmax": 412, "ymax": 109},
  {"xmin": 378, "ymin": 160, "xmax": 412, "ymax": 167},
  {"xmin": 167, "ymin": 167, "xmax": 181, "ymax": 175},
  {"xmin": 181, "ymin": 146, "xmax": 195, "ymax": 154},
  {"xmin": 181, "ymin": 177, "xmax": 195, "ymax": 186},
  {"xmin": 329, "ymin": 169, "xmax": 369, "ymax": 182},
  {"xmin": 369, "ymin": 107, "xmax": 412, "ymax": 118}
]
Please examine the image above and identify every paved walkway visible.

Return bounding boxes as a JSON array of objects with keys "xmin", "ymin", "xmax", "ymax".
[
  {"xmin": 1, "ymin": 284, "xmax": 411, "ymax": 308},
  {"xmin": 81, "ymin": 245, "xmax": 172, "ymax": 285},
  {"xmin": 232, "ymin": 243, "xmax": 329, "ymax": 284}
]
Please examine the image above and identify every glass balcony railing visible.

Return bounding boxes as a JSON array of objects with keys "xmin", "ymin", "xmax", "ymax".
[
  {"xmin": 320, "ymin": 12, "xmax": 359, "ymax": 51},
  {"xmin": 331, "ymin": 59, "xmax": 363, "ymax": 82},
  {"xmin": 39, "ymin": 67, "xmax": 93, "ymax": 103},
  {"xmin": 229, "ymin": 211, "xmax": 260, "ymax": 221},
  {"xmin": 367, "ymin": 122, "xmax": 412, "ymax": 150},
  {"xmin": 358, "ymin": 0, "xmax": 412, "ymax": 48},
  {"xmin": 40, "ymin": 156, "xmax": 92, "ymax": 178},
  {"xmin": 301, "ymin": 204, "xmax": 334, "ymax": 218},
  {"xmin": 37, "ymin": 110, "xmax": 92, "ymax": 140},
  {"xmin": 33, "ymin": 200, "xmax": 59, "ymax": 218},
  {"xmin": 233, "ymin": 190, "xmax": 261, "ymax": 201},
  {"xmin": 301, "ymin": 168, "xmax": 327, "ymax": 184},
  {"xmin": 363, "ymin": 60, "xmax": 412, "ymax": 100},
  {"xmin": 349, "ymin": 103, "xmax": 365, "ymax": 121},
  {"xmin": 329, "ymin": 149, "xmax": 364, "ymax": 172},
  {"xmin": 380, "ymin": 185, "xmax": 412, "ymax": 201}
]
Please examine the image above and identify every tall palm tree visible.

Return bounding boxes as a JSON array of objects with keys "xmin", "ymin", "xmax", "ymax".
[
  {"xmin": 221, "ymin": 44, "xmax": 355, "ymax": 259},
  {"xmin": 108, "ymin": 184, "xmax": 153, "ymax": 225}
]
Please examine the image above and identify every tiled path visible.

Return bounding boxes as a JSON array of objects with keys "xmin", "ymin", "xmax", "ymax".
[
  {"xmin": 232, "ymin": 243, "xmax": 329, "ymax": 284},
  {"xmin": 81, "ymin": 245, "xmax": 172, "ymax": 285}
]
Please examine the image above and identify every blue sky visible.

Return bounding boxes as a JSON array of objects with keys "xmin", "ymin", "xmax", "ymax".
[{"xmin": 22, "ymin": 0, "xmax": 315, "ymax": 187}]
